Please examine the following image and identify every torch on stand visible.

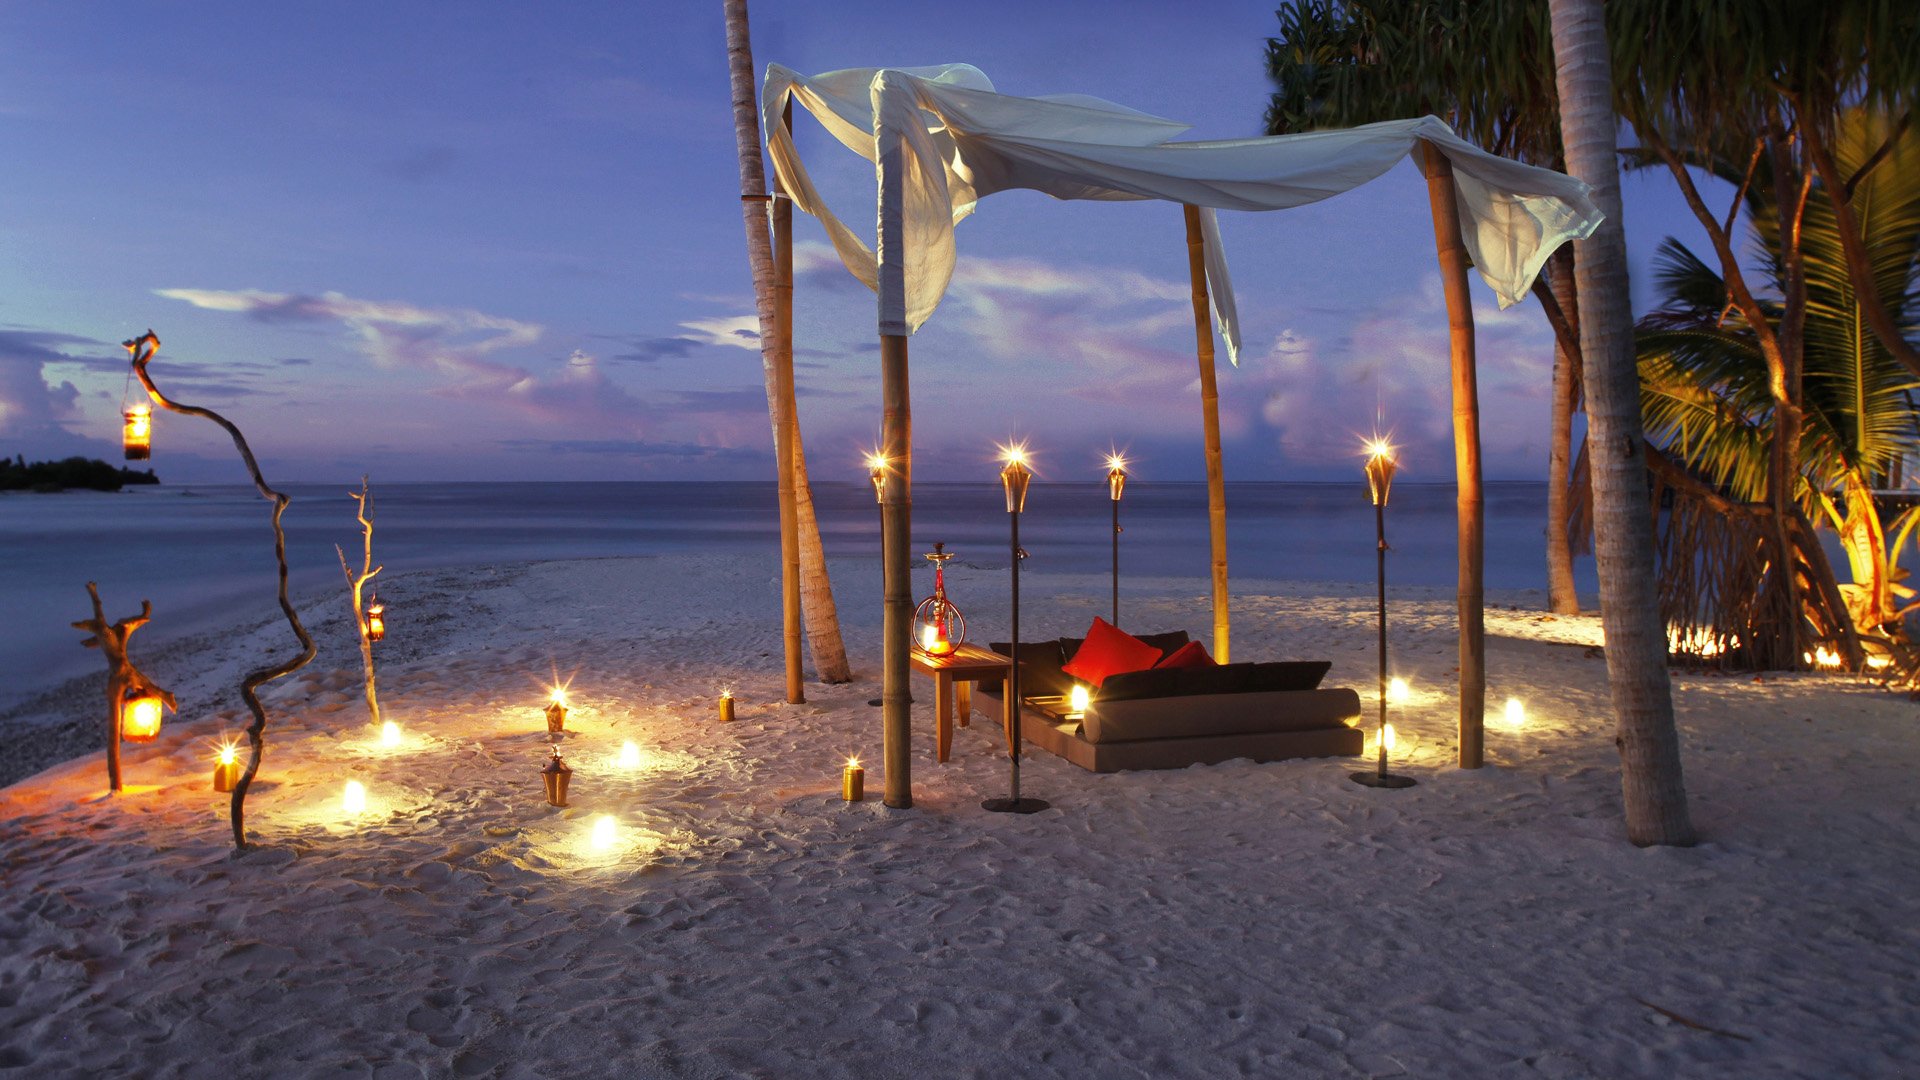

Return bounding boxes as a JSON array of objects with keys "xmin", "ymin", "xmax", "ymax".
[
  {"xmin": 984, "ymin": 446, "xmax": 1049, "ymax": 814},
  {"xmin": 1351, "ymin": 438, "xmax": 1416, "ymax": 790},
  {"xmin": 865, "ymin": 453, "xmax": 910, "ymax": 708},
  {"xmin": 1106, "ymin": 454, "xmax": 1127, "ymax": 627}
]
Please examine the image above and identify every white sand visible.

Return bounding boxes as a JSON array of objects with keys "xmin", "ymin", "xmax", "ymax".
[{"xmin": 3, "ymin": 553, "xmax": 1915, "ymax": 1078}]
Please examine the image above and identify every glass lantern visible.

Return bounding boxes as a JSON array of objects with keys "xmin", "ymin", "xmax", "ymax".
[
  {"xmin": 121, "ymin": 686, "xmax": 165, "ymax": 742},
  {"xmin": 364, "ymin": 597, "xmax": 386, "ymax": 642},
  {"xmin": 123, "ymin": 404, "xmax": 152, "ymax": 461},
  {"xmin": 912, "ymin": 542, "xmax": 966, "ymax": 657}
]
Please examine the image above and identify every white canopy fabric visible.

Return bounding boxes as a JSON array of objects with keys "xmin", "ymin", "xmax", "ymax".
[{"xmin": 762, "ymin": 63, "xmax": 1604, "ymax": 362}]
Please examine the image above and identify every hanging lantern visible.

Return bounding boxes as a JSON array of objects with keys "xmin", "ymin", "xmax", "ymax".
[
  {"xmin": 120, "ymin": 686, "xmax": 165, "ymax": 742},
  {"xmin": 212, "ymin": 741, "xmax": 241, "ymax": 793},
  {"xmin": 545, "ymin": 685, "xmax": 569, "ymax": 735},
  {"xmin": 542, "ymin": 747, "xmax": 572, "ymax": 807},
  {"xmin": 364, "ymin": 597, "xmax": 386, "ymax": 643},
  {"xmin": 122, "ymin": 403, "xmax": 152, "ymax": 461},
  {"xmin": 912, "ymin": 542, "xmax": 966, "ymax": 657}
]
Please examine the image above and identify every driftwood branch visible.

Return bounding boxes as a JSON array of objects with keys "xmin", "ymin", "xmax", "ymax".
[
  {"xmin": 72, "ymin": 581, "xmax": 173, "ymax": 793},
  {"xmin": 125, "ymin": 330, "xmax": 314, "ymax": 849},
  {"xmin": 341, "ymin": 476, "xmax": 383, "ymax": 727}
]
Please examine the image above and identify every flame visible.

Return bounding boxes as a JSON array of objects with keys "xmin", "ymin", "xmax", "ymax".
[
  {"xmin": 1105, "ymin": 453, "xmax": 1127, "ymax": 474},
  {"xmin": 548, "ymin": 684, "xmax": 569, "ymax": 709},
  {"xmin": 618, "ymin": 741, "xmax": 641, "ymax": 768},
  {"xmin": 1363, "ymin": 435, "xmax": 1394, "ymax": 462},
  {"xmin": 845, "ymin": 756, "xmax": 862, "ymax": 770},
  {"xmin": 1504, "ymin": 697, "xmax": 1525, "ymax": 730},
  {"xmin": 590, "ymin": 815, "xmax": 618, "ymax": 852},
  {"xmin": 1387, "ymin": 677, "xmax": 1410, "ymax": 705},
  {"xmin": 865, "ymin": 451, "xmax": 888, "ymax": 472},
  {"xmin": 342, "ymin": 780, "xmax": 367, "ymax": 815},
  {"xmin": 380, "ymin": 720, "xmax": 402, "ymax": 747},
  {"xmin": 1812, "ymin": 645, "xmax": 1842, "ymax": 670},
  {"xmin": 1069, "ymin": 684, "xmax": 1091, "ymax": 715},
  {"xmin": 1381, "ymin": 723, "xmax": 1397, "ymax": 751},
  {"xmin": 215, "ymin": 740, "xmax": 238, "ymax": 766},
  {"xmin": 998, "ymin": 440, "xmax": 1031, "ymax": 467}
]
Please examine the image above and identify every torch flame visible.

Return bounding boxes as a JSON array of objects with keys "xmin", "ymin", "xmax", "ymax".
[{"xmin": 998, "ymin": 440, "xmax": 1031, "ymax": 467}]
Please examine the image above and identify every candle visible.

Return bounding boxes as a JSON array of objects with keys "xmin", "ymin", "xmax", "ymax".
[
  {"xmin": 1067, "ymin": 684, "xmax": 1090, "ymax": 719},
  {"xmin": 343, "ymin": 780, "xmax": 367, "ymax": 815},
  {"xmin": 842, "ymin": 757, "xmax": 865, "ymax": 802},
  {"xmin": 380, "ymin": 720, "xmax": 402, "ymax": 747},
  {"xmin": 1388, "ymin": 677, "xmax": 1410, "ymax": 705},
  {"xmin": 542, "ymin": 748, "xmax": 572, "ymax": 807},
  {"xmin": 545, "ymin": 685, "xmax": 569, "ymax": 735},
  {"xmin": 718, "ymin": 690, "xmax": 735, "ymax": 723},
  {"xmin": 618, "ymin": 740, "xmax": 641, "ymax": 768},
  {"xmin": 212, "ymin": 742, "xmax": 240, "ymax": 793},
  {"xmin": 1504, "ymin": 697, "xmax": 1526, "ymax": 730}
]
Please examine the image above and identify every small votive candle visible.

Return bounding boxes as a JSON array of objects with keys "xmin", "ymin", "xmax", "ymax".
[
  {"xmin": 343, "ymin": 780, "xmax": 367, "ymax": 815},
  {"xmin": 212, "ymin": 744, "xmax": 240, "ymax": 793},
  {"xmin": 718, "ymin": 691, "xmax": 735, "ymax": 723},
  {"xmin": 842, "ymin": 757, "xmax": 865, "ymax": 802},
  {"xmin": 1067, "ymin": 684, "xmax": 1090, "ymax": 719}
]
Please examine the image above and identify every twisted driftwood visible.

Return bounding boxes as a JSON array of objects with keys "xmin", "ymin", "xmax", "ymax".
[
  {"xmin": 335, "ymin": 476, "xmax": 383, "ymax": 728},
  {"xmin": 73, "ymin": 581, "xmax": 175, "ymax": 793},
  {"xmin": 126, "ymin": 330, "xmax": 315, "ymax": 849}
]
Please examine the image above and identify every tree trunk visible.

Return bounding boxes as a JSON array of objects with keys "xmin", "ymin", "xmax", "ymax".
[
  {"xmin": 1182, "ymin": 205, "xmax": 1231, "ymax": 662},
  {"xmin": 1419, "ymin": 141, "xmax": 1486, "ymax": 769},
  {"xmin": 880, "ymin": 335, "xmax": 912, "ymax": 808},
  {"xmin": 1546, "ymin": 246, "xmax": 1583, "ymax": 615},
  {"xmin": 1548, "ymin": 0, "xmax": 1695, "ymax": 846}
]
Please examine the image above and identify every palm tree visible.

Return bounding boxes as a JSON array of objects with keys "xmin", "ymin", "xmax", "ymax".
[
  {"xmin": 723, "ymin": 0, "xmax": 851, "ymax": 696},
  {"xmin": 1638, "ymin": 111, "xmax": 1920, "ymax": 641},
  {"xmin": 1265, "ymin": 1, "xmax": 1584, "ymax": 614},
  {"xmin": 1548, "ymin": 0, "xmax": 1695, "ymax": 847}
]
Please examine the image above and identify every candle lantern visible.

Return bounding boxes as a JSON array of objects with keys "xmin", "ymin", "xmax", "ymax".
[
  {"xmin": 212, "ymin": 742, "xmax": 240, "ymax": 793},
  {"xmin": 912, "ymin": 542, "xmax": 966, "ymax": 657},
  {"xmin": 120, "ymin": 686, "xmax": 165, "ymax": 742},
  {"xmin": 1106, "ymin": 453, "xmax": 1127, "ymax": 626},
  {"xmin": 985, "ymin": 445, "xmax": 1049, "ymax": 814},
  {"xmin": 1067, "ymin": 684, "xmax": 1091, "ymax": 720},
  {"xmin": 718, "ymin": 690, "xmax": 735, "ymax": 723},
  {"xmin": 1352, "ymin": 437, "xmax": 1415, "ymax": 790},
  {"xmin": 545, "ymin": 686, "xmax": 569, "ymax": 735},
  {"xmin": 842, "ymin": 756, "xmax": 865, "ymax": 802},
  {"xmin": 542, "ymin": 747, "xmax": 572, "ymax": 807},
  {"xmin": 122, "ymin": 403, "xmax": 152, "ymax": 460},
  {"xmin": 364, "ymin": 597, "xmax": 386, "ymax": 643}
]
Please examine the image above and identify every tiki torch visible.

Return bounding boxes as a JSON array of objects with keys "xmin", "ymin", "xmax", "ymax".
[
  {"xmin": 1106, "ymin": 453, "xmax": 1127, "ymax": 627},
  {"xmin": 867, "ymin": 451, "xmax": 902, "ymax": 709},
  {"xmin": 1351, "ymin": 437, "xmax": 1415, "ymax": 790},
  {"xmin": 984, "ymin": 443, "xmax": 1048, "ymax": 814}
]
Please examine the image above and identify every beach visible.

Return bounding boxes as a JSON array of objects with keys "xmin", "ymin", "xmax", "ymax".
[{"xmin": 3, "ymin": 552, "xmax": 1915, "ymax": 1078}]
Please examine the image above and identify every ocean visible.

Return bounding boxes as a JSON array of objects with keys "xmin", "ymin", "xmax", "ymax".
[{"xmin": 0, "ymin": 480, "xmax": 1590, "ymax": 709}]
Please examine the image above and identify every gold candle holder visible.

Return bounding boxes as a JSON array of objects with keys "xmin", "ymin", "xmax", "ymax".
[
  {"xmin": 545, "ymin": 686, "xmax": 569, "ymax": 735},
  {"xmin": 542, "ymin": 747, "xmax": 571, "ymax": 807},
  {"xmin": 212, "ymin": 743, "xmax": 240, "ymax": 793},
  {"xmin": 718, "ymin": 690, "xmax": 735, "ymax": 723},
  {"xmin": 842, "ymin": 757, "xmax": 865, "ymax": 802}
]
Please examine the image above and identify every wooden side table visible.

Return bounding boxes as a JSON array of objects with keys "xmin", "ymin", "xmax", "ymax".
[{"xmin": 909, "ymin": 643, "xmax": 1013, "ymax": 763}]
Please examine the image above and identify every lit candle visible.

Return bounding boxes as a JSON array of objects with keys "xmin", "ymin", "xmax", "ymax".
[
  {"xmin": 1388, "ymin": 677, "xmax": 1410, "ymax": 705},
  {"xmin": 842, "ymin": 757, "xmax": 865, "ymax": 802},
  {"xmin": 718, "ymin": 690, "xmax": 735, "ymax": 723},
  {"xmin": 122, "ymin": 403, "xmax": 152, "ymax": 460},
  {"xmin": 542, "ymin": 747, "xmax": 571, "ymax": 807},
  {"xmin": 212, "ymin": 742, "xmax": 240, "ymax": 793},
  {"xmin": 590, "ymin": 815, "xmax": 618, "ymax": 852},
  {"xmin": 618, "ymin": 740, "xmax": 641, "ymax": 769},
  {"xmin": 365, "ymin": 599, "xmax": 386, "ymax": 643},
  {"xmin": 343, "ymin": 779, "xmax": 367, "ymax": 815},
  {"xmin": 545, "ymin": 685, "xmax": 569, "ymax": 735},
  {"xmin": 120, "ymin": 689, "xmax": 165, "ymax": 743},
  {"xmin": 380, "ymin": 720, "xmax": 402, "ymax": 747},
  {"xmin": 1379, "ymin": 723, "xmax": 1397, "ymax": 754},
  {"xmin": 1067, "ymin": 684, "xmax": 1090, "ymax": 719},
  {"xmin": 1504, "ymin": 697, "xmax": 1526, "ymax": 730}
]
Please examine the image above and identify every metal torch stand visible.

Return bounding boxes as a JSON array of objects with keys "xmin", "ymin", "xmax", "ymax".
[
  {"xmin": 984, "ymin": 506, "xmax": 1048, "ymax": 813},
  {"xmin": 1111, "ymin": 496, "xmax": 1121, "ymax": 627},
  {"xmin": 1351, "ymin": 499, "xmax": 1416, "ymax": 789}
]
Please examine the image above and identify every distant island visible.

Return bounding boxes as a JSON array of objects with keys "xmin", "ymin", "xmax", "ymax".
[{"xmin": 0, "ymin": 455, "xmax": 160, "ymax": 493}]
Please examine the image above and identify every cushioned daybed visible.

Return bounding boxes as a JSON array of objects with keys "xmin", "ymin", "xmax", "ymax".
[{"xmin": 974, "ymin": 628, "xmax": 1364, "ymax": 773}]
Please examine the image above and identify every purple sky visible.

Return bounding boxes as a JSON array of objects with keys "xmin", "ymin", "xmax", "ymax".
[{"xmin": 0, "ymin": 2, "xmax": 1716, "ymax": 485}]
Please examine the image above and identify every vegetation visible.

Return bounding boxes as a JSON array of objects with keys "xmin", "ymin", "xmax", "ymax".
[{"xmin": 0, "ymin": 455, "xmax": 159, "ymax": 493}]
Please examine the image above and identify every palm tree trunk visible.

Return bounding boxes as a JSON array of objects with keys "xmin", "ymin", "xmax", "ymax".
[
  {"xmin": 1548, "ymin": 0, "xmax": 1695, "ymax": 846},
  {"xmin": 791, "ymin": 440, "xmax": 852, "ymax": 681},
  {"xmin": 1418, "ymin": 141, "xmax": 1486, "ymax": 769},
  {"xmin": 1546, "ymin": 246, "xmax": 1582, "ymax": 615},
  {"xmin": 1182, "ymin": 205, "xmax": 1230, "ymax": 662}
]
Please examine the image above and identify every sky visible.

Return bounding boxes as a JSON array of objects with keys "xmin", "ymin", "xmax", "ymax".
[{"xmin": 0, "ymin": 1, "xmax": 1718, "ymax": 485}]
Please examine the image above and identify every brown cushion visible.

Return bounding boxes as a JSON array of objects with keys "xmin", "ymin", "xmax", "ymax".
[{"xmin": 1084, "ymin": 688, "xmax": 1362, "ymax": 743}]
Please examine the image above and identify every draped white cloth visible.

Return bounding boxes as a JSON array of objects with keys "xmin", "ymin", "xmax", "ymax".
[{"xmin": 763, "ymin": 63, "xmax": 1603, "ymax": 364}]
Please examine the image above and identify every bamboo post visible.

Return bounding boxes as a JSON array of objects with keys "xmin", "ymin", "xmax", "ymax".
[
  {"xmin": 1182, "ymin": 204, "xmax": 1231, "ymax": 662},
  {"xmin": 880, "ymin": 334, "xmax": 912, "ymax": 808},
  {"xmin": 335, "ymin": 475, "xmax": 383, "ymax": 727},
  {"xmin": 1418, "ymin": 141, "xmax": 1486, "ymax": 769},
  {"xmin": 771, "ymin": 102, "xmax": 805, "ymax": 705}
]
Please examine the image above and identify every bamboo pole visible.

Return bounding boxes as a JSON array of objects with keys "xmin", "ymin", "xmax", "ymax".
[
  {"xmin": 880, "ymin": 333, "xmax": 912, "ymax": 808},
  {"xmin": 1419, "ymin": 141, "xmax": 1486, "ymax": 769},
  {"xmin": 1182, "ymin": 204, "xmax": 1230, "ymax": 663},
  {"xmin": 771, "ymin": 100, "xmax": 805, "ymax": 704}
]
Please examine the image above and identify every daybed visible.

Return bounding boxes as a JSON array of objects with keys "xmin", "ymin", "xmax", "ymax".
[{"xmin": 974, "ymin": 628, "xmax": 1364, "ymax": 773}]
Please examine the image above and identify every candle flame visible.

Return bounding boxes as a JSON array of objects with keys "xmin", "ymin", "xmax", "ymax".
[
  {"xmin": 846, "ymin": 756, "xmax": 861, "ymax": 769},
  {"xmin": 1069, "ymin": 684, "xmax": 1091, "ymax": 714},
  {"xmin": 380, "ymin": 720, "xmax": 402, "ymax": 747},
  {"xmin": 618, "ymin": 740, "xmax": 641, "ymax": 768},
  {"xmin": 215, "ymin": 740, "xmax": 238, "ymax": 766},
  {"xmin": 1387, "ymin": 677, "xmax": 1410, "ymax": 705},
  {"xmin": 1504, "ymin": 697, "xmax": 1526, "ymax": 730},
  {"xmin": 548, "ymin": 684, "xmax": 569, "ymax": 708},
  {"xmin": 343, "ymin": 780, "xmax": 367, "ymax": 815},
  {"xmin": 720, "ymin": 687, "xmax": 734, "ymax": 700},
  {"xmin": 1381, "ymin": 723, "xmax": 1397, "ymax": 751}
]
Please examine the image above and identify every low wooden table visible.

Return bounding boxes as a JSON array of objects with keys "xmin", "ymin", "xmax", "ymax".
[{"xmin": 909, "ymin": 643, "xmax": 1013, "ymax": 763}]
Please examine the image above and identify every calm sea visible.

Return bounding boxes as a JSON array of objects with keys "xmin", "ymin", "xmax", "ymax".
[{"xmin": 0, "ymin": 480, "xmax": 1591, "ymax": 708}]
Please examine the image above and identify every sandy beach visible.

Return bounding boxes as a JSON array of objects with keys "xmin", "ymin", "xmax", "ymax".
[{"xmin": 3, "ymin": 552, "xmax": 1916, "ymax": 1078}]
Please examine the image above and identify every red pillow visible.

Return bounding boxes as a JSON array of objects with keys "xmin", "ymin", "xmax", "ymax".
[
  {"xmin": 1061, "ymin": 618, "xmax": 1164, "ymax": 688},
  {"xmin": 1154, "ymin": 640, "xmax": 1216, "ymax": 670}
]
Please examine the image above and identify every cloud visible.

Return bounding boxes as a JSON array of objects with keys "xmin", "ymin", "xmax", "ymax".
[
  {"xmin": 0, "ymin": 330, "xmax": 92, "ymax": 436},
  {"xmin": 676, "ymin": 316, "xmax": 761, "ymax": 351}
]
